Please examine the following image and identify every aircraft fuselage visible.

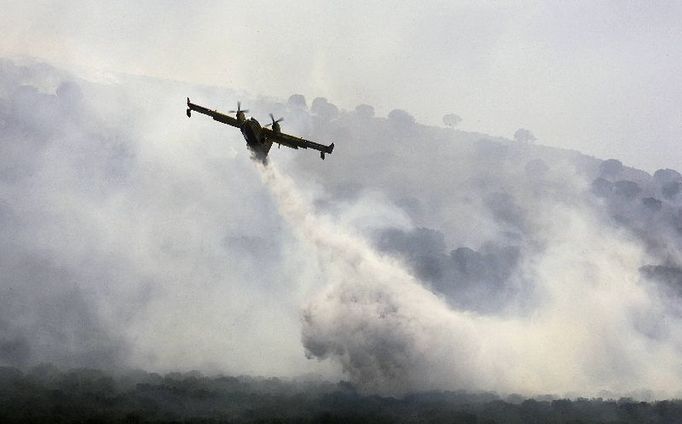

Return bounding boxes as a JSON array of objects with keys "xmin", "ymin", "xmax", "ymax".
[{"xmin": 239, "ymin": 117, "xmax": 273, "ymax": 164}]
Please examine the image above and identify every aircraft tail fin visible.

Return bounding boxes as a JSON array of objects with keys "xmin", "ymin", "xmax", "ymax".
[{"xmin": 320, "ymin": 142, "xmax": 334, "ymax": 160}]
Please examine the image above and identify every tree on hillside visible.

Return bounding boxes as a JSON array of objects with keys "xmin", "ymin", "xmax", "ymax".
[
  {"xmin": 388, "ymin": 109, "xmax": 415, "ymax": 126},
  {"xmin": 442, "ymin": 113, "xmax": 462, "ymax": 128},
  {"xmin": 355, "ymin": 104, "xmax": 375, "ymax": 119},
  {"xmin": 513, "ymin": 128, "xmax": 536, "ymax": 143},
  {"xmin": 311, "ymin": 97, "xmax": 339, "ymax": 121},
  {"xmin": 600, "ymin": 159, "xmax": 623, "ymax": 178},
  {"xmin": 287, "ymin": 94, "xmax": 307, "ymax": 110}
]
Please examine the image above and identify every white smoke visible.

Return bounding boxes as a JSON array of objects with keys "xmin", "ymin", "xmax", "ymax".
[
  {"xmin": 261, "ymin": 163, "xmax": 682, "ymax": 398},
  {"xmin": 4, "ymin": 57, "xmax": 682, "ymax": 399}
]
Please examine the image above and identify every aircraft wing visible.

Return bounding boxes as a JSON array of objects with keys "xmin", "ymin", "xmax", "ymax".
[
  {"xmin": 186, "ymin": 98, "xmax": 240, "ymax": 127},
  {"xmin": 263, "ymin": 127, "xmax": 335, "ymax": 159}
]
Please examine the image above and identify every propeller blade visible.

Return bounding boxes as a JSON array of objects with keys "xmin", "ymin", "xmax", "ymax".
[
  {"xmin": 229, "ymin": 102, "xmax": 248, "ymax": 115},
  {"xmin": 267, "ymin": 113, "xmax": 284, "ymax": 127}
]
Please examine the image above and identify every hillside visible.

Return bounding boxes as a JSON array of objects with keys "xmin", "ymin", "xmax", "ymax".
[{"xmin": 1, "ymin": 57, "xmax": 682, "ymax": 398}]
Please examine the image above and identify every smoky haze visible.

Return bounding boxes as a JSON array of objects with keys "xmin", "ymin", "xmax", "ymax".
[
  {"xmin": 2, "ymin": 57, "xmax": 682, "ymax": 399},
  {"xmin": 2, "ymin": 2, "xmax": 682, "ymax": 172},
  {"xmin": 0, "ymin": 58, "xmax": 336, "ymax": 378}
]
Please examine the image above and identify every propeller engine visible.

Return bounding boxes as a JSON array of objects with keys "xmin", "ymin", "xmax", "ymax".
[
  {"xmin": 264, "ymin": 113, "xmax": 284, "ymax": 133},
  {"xmin": 229, "ymin": 102, "xmax": 249, "ymax": 122}
]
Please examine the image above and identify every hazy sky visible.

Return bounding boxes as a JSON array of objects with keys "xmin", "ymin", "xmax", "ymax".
[{"xmin": 2, "ymin": 1, "xmax": 681, "ymax": 171}]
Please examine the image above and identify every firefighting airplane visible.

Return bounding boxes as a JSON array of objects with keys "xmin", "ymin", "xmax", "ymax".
[{"xmin": 186, "ymin": 98, "xmax": 334, "ymax": 163}]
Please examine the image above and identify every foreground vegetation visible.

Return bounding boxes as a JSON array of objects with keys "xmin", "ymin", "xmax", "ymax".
[{"xmin": 1, "ymin": 366, "xmax": 682, "ymax": 423}]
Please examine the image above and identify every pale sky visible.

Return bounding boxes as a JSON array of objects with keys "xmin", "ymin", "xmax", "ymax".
[{"xmin": 2, "ymin": 0, "xmax": 681, "ymax": 172}]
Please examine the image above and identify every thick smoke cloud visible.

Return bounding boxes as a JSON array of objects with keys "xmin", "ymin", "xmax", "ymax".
[
  {"xmin": 3, "ymin": 57, "xmax": 682, "ymax": 398},
  {"xmin": 263, "ymin": 162, "xmax": 682, "ymax": 397},
  {"xmin": 269, "ymin": 80, "xmax": 682, "ymax": 397},
  {"xmin": 0, "ymin": 58, "xmax": 335, "ymax": 378},
  {"xmin": 0, "ymin": 60, "xmax": 130, "ymax": 368}
]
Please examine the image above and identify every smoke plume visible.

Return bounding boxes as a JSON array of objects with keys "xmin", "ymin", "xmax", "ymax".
[
  {"xmin": 3, "ymin": 57, "xmax": 682, "ymax": 399},
  {"xmin": 261, "ymin": 163, "xmax": 682, "ymax": 397}
]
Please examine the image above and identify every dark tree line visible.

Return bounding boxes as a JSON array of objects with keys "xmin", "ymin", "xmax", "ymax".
[{"xmin": 1, "ymin": 365, "xmax": 682, "ymax": 423}]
